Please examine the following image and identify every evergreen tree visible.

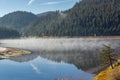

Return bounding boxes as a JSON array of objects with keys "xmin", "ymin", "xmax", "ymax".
[{"xmin": 100, "ymin": 45, "xmax": 117, "ymax": 69}]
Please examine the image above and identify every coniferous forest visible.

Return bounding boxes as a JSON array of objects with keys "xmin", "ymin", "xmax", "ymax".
[{"xmin": 0, "ymin": 0, "xmax": 120, "ymax": 38}]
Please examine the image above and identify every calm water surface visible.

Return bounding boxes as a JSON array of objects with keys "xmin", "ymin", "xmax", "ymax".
[
  {"xmin": 0, "ymin": 57, "xmax": 94, "ymax": 80},
  {"xmin": 0, "ymin": 38, "xmax": 120, "ymax": 80}
]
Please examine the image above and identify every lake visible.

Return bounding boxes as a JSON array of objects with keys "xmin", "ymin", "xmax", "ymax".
[{"xmin": 0, "ymin": 38, "xmax": 120, "ymax": 80}]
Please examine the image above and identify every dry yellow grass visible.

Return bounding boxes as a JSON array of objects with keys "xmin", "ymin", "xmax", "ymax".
[{"xmin": 93, "ymin": 60, "xmax": 120, "ymax": 80}]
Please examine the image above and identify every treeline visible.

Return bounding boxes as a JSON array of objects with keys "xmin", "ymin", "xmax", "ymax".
[
  {"xmin": 25, "ymin": 0, "xmax": 120, "ymax": 37},
  {"xmin": 0, "ymin": 27, "xmax": 20, "ymax": 39}
]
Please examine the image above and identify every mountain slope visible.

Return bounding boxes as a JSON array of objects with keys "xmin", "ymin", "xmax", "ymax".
[
  {"xmin": 26, "ymin": 0, "xmax": 120, "ymax": 37},
  {"xmin": 25, "ymin": 11, "xmax": 62, "ymax": 36},
  {"xmin": 0, "ymin": 11, "xmax": 38, "ymax": 30}
]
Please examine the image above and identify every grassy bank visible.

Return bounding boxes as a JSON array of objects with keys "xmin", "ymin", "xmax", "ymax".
[{"xmin": 93, "ymin": 60, "xmax": 120, "ymax": 80}]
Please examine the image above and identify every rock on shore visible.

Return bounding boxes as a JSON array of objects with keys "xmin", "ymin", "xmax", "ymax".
[{"xmin": 0, "ymin": 47, "xmax": 31, "ymax": 59}]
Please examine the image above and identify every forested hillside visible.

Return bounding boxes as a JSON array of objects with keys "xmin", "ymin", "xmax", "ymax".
[
  {"xmin": 26, "ymin": 0, "xmax": 120, "ymax": 37},
  {"xmin": 0, "ymin": 11, "xmax": 38, "ymax": 30},
  {"xmin": 0, "ymin": 11, "xmax": 38, "ymax": 38},
  {"xmin": 0, "ymin": 0, "xmax": 120, "ymax": 38},
  {"xmin": 0, "ymin": 27, "xmax": 20, "ymax": 38},
  {"xmin": 25, "ymin": 11, "xmax": 63, "ymax": 36}
]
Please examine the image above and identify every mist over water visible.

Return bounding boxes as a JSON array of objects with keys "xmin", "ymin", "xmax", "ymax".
[{"xmin": 0, "ymin": 38, "xmax": 119, "ymax": 51}]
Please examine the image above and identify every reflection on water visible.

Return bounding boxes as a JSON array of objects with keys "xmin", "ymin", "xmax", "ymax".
[
  {"xmin": 0, "ymin": 57, "xmax": 94, "ymax": 80},
  {"xmin": 0, "ymin": 38, "xmax": 120, "ymax": 80}
]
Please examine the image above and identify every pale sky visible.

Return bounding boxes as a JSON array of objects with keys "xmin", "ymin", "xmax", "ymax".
[{"xmin": 0, "ymin": 0, "xmax": 80, "ymax": 17}]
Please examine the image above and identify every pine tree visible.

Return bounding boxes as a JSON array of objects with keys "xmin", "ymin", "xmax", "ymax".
[{"xmin": 100, "ymin": 45, "xmax": 117, "ymax": 69}]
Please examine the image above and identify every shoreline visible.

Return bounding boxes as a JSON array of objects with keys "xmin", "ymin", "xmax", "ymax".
[{"xmin": 0, "ymin": 36, "xmax": 120, "ymax": 40}]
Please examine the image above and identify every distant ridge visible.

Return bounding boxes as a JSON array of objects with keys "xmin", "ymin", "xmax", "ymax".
[{"xmin": 0, "ymin": 11, "xmax": 38, "ymax": 30}]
